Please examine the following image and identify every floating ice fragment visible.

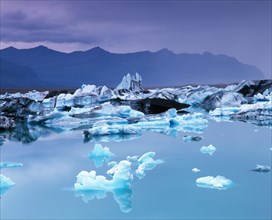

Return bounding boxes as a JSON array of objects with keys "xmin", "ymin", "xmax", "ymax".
[
  {"xmin": 196, "ymin": 175, "xmax": 232, "ymax": 190},
  {"xmin": 88, "ymin": 144, "xmax": 115, "ymax": 167},
  {"xmin": 136, "ymin": 152, "xmax": 164, "ymax": 179},
  {"xmin": 126, "ymin": 156, "xmax": 139, "ymax": 162},
  {"xmin": 84, "ymin": 124, "xmax": 142, "ymax": 138},
  {"xmin": 200, "ymin": 144, "xmax": 216, "ymax": 156},
  {"xmin": 0, "ymin": 174, "xmax": 15, "ymax": 196},
  {"xmin": 252, "ymin": 164, "xmax": 270, "ymax": 172},
  {"xmin": 192, "ymin": 168, "xmax": 201, "ymax": 173},
  {"xmin": 183, "ymin": 135, "xmax": 203, "ymax": 142},
  {"xmin": 0, "ymin": 162, "xmax": 23, "ymax": 169},
  {"xmin": 108, "ymin": 161, "xmax": 117, "ymax": 167},
  {"xmin": 74, "ymin": 160, "xmax": 132, "ymax": 213}
]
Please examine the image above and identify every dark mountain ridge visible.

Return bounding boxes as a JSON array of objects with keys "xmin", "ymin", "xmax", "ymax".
[{"xmin": 0, "ymin": 46, "xmax": 264, "ymax": 88}]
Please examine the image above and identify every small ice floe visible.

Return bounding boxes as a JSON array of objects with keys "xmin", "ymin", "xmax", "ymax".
[
  {"xmin": 183, "ymin": 135, "xmax": 203, "ymax": 142},
  {"xmin": 196, "ymin": 175, "xmax": 233, "ymax": 190},
  {"xmin": 254, "ymin": 129, "xmax": 259, "ymax": 132},
  {"xmin": 0, "ymin": 174, "xmax": 16, "ymax": 196},
  {"xmin": 88, "ymin": 143, "xmax": 115, "ymax": 167},
  {"xmin": 192, "ymin": 168, "xmax": 201, "ymax": 173},
  {"xmin": 0, "ymin": 162, "xmax": 23, "ymax": 169},
  {"xmin": 252, "ymin": 164, "xmax": 270, "ymax": 173},
  {"xmin": 74, "ymin": 160, "xmax": 132, "ymax": 213},
  {"xmin": 200, "ymin": 144, "xmax": 216, "ymax": 156},
  {"xmin": 135, "ymin": 152, "xmax": 164, "ymax": 179}
]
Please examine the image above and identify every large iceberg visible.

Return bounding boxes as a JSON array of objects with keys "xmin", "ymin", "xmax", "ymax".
[
  {"xmin": 88, "ymin": 144, "xmax": 115, "ymax": 168},
  {"xmin": 196, "ymin": 175, "xmax": 233, "ymax": 190},
  {"xmin": 0, "ymin": 174, "xmax": 15, "ymax": 196},
  {"xmin": 135, "ymin": 152, "xmax": 164, "ymax": 179}
]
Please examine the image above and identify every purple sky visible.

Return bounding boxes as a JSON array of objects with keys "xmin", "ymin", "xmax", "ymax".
[{"xmin": 0, "ymin": 0, "xmax": 271, "ymax": 78}]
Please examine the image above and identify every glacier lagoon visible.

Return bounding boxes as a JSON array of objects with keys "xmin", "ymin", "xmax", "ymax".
[
  {"xmin": 0, "ymin": 74, "xmax": 271, "ymax": 219},
  {"xmin": 1, "ymin": 120, "xmax": 271, "ymax": 219}
]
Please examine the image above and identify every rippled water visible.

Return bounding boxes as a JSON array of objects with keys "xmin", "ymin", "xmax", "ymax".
[{"xmin": 1, "ymin": 121, "xmax": 271, "ymax": 219}]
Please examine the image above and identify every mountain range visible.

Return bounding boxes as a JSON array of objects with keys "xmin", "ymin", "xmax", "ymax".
[{"xmin": 0, "ymin": 46, "xmax": 264, "ymax": 89}]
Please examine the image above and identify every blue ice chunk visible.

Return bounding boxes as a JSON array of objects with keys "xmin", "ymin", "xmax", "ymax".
[
  {"xmin": 200, "ymin": 144, "xmax": 216, "ymax": 156},
  {"xmin": 74, "ymin": 160, "xmax": 132, "ymax": 213},
  {"xmin": 136, "ymin": 152, "xmax": 164, "ymax": 179},
  {"xmin": 196, "ymin": 175, "xmax": 233, "ymax": 190},
  {"xmin": 0, "ymin": 174, "xmax": 15, "ymax": 196},
  {"xmin": 0, "ymin": 162, "xmax": 23, "ymax": 169},
  {"xmin": 88, "ymin": 144, "xmax": 115, "ymax": 168}
]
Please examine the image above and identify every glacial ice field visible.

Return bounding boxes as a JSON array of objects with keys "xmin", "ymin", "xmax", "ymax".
[{"xmin": 0, "ymin": 74, "xmax": 271, "ymax": 219}]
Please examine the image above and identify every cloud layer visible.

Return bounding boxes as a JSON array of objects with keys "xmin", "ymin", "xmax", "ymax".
[{"xmin": 0, "ymin": 0, "xmax": 271, "ymax": 77}]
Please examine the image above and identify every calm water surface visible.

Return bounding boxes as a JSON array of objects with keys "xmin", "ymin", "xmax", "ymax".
[{"xmin": 1, "ymin": 121, "xmax": 271, "ymax": 219}]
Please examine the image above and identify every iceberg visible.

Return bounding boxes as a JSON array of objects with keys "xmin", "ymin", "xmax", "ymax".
[
  {"xmin": 183, "ymin": 135, "xmax": 203, "ymax": 142},
  {"xmin": 115, "ymin": 73, "xmax": 142, "ymax": 91},
  {"xmin": 0, "ymin": 162, "xmax": 23, "ymax": 169},
  {"xmin": 84, "ymin": 124, "xmax": 142, "ymax": 137},
  {"xmin": 136, "ymin": 152, "xmax": 164, "ymax": 179},
  {"xmin": 0, "ymin": 174, "xmax": 15, "ymax": 196},
  {"xmin": 74, "ymin": 160, "xmax": 132, "ymax": 213},
  {"xmin": 200, "ymin": 144, "xmax": 216, "ymax": 156},
  {"xmin": 88, "ymin": 144, "xmax": 115, "ymax": 168},
  {"xmin": 252, "ymin": 164, "xmax": 270, "ymax": 173},
  {"xmin": 196, "ymin": 175, "xmax": 233, "ymax": 190},
  {"xmin": 192, "ymin": 168, "xmax": 201, "ymax": 173},
  {"xmin": 90, "ymin": 102, "xmax": 144, "ymax": 118}
]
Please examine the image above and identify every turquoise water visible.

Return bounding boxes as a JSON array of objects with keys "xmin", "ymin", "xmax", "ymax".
[{"xmin": 1, "ymin": 121, "xmax": 271, "ymax": 219}]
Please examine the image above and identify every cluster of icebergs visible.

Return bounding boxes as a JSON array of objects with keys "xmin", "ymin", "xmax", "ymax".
[
  {"xmin": 74, "ymin": 143, "xmax": 164, "ymax": 212},
  {"xmin": 0, "ymin": 74, "xmax": 271, "ymax": 144}
]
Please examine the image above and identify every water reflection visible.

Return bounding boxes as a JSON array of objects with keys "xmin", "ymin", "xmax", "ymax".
[{"xmin": 75, "ymin": 187, "xmax": 132, "ymax": 213}]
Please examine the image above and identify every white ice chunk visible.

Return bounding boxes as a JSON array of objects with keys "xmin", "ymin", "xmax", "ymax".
[
  {"xmin": 192, "ymin": 168, "xmax": 201, "ymax": 173},
  {"xmin": 88, "ymin": 143, "xmax": 115, "ymax": 167},
  {"xmin": 74, "ymin": 160, "xmax": 133, "ymax": 213},
  {"xmin": 0, "ymin": 174, "xmax": 15, "ymax": 196},
  {"xmin": 93, "ymin": 102, "xmax": 144, "ymax": 118},
  {"xmin": 196, "ymin": 175, "xmax": 233, "ymax": 190},
  {"xmin": 84, "ymin": 124, "xmax": 142, "ymax": 137},
  {"xmin": 0, "ymin": 162, "xmax": 23, "ymax": 169},
  {"xmin": 136, "ymin": 152, "xmax": 164, "ymax": 179},
  {"xmin": 253, "ymin": 164, "xmax": 270, "ymax": 172},
  {"xmin": 200, "ymin": 144, "xmax": 216, "ymax": 156}
]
